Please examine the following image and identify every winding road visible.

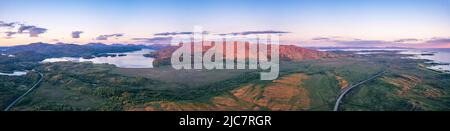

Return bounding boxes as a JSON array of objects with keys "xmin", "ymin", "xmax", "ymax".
[
  {"xmin": 333, "ymin": 70, "xmax": 387, "ymax": 111},
  {"xmin": 3, "ymin": 71, "xmax": 44, "ymax": 111}
]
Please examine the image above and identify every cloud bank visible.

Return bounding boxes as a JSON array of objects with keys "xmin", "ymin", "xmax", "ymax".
[
  {"xmin": 1, "ymin": 21, "xmax": 49, "ymax": 38},
  {"xmin": 0, "ymin": 21, "xmax": 16, "ymax": 28}
]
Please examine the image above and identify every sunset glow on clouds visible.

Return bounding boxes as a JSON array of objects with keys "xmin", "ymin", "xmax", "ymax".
[{"xmin": 0, "ymin": 0, "xmax": 449, "ymax": 48}]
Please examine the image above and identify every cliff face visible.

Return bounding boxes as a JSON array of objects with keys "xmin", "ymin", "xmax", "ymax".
[{"xmin": 147, "ymin": 44, "xmax": 336, "ymax": 67}]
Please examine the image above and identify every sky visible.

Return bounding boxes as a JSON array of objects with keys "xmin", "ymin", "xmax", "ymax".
[{"xmin": 0, "ymin": 0, "xmax": 449, "ymax": 48}]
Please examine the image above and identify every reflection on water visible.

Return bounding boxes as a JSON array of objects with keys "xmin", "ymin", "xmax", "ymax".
[
  {"xmin": 42, "ymin": 49, "xmax": 154, "ymax": 68},
  {"xmin": 0, "ymin": 71, "xmax": 27, "ymax": 76},
  {"xmin": 399, "ymin": 49, "xmax": 450, "ymax": 72}
]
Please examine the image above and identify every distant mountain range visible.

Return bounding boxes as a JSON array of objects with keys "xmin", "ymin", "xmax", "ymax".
[{"xmin": 279, "ymin": 45, "xmax": 336, "ymax": 61}]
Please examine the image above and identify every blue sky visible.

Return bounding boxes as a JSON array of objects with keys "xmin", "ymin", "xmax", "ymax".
[{"xmin": 0, "ymin": 0, "xmax": 449, "ymax": 47}]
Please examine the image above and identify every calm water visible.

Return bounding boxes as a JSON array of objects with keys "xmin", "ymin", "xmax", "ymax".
[
  {"xmin": 0, "ymin": 71, "xmax": 27, "ymax": 76},
  {"xmin": 399, "ymin": 49, "xmax": 450, "ymax": 72},
  {"xmin": 319, "ymin": 47, "xmax": 450, "ymax": 72},
  {"xmin": 42, "ymin": 49, "xmax": 154, "ymax": 68}
]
